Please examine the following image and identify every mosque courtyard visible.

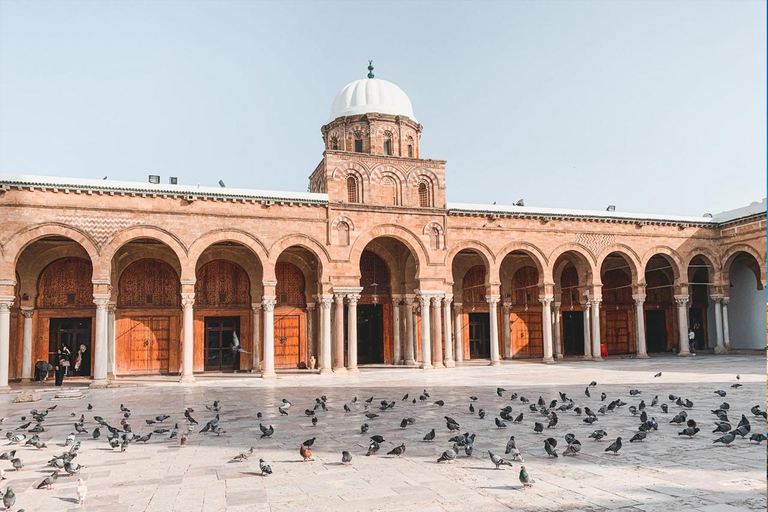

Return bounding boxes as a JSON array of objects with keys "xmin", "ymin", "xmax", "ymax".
[{"xmin": 0, "ymin": 354, "xmax": 764, "ymax": 512}]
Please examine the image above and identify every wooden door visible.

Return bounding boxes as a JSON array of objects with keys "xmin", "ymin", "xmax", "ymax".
[
  {"xmin": 48, "ymin": 318, "xmax": 92, "ymax": 375},
  {"xmin": 123, "ymin": 316, "xmax": 170, "ymax": 374},
  {"xmin": 468, "ymin": 313, "xmax": 490, "ymax": 359},
  {"xmin": 604, "ymin": 309, "xmax": 630, "ymax": 355},
  {"xmin": 511, "ymin": 311, "xmax": 543, "ymax": 358},
  {"xmin": 204, "ymin": 317, "xmax": 239, "ymax": 371},
  {"xmin": 274, "ymin": 313, "xmax": 301, "ymax": 369}
]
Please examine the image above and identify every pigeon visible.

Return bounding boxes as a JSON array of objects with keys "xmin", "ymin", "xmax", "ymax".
[
  {"xmin": 488, "ymin": 451, "xmax": 513, "ymax": 469},
  {"xmin": 651, "ymin": 396, "xmax": 659, "ymax": 407},
  {"xmin": 604, "ymin": 437, "xmax": 622, "ymax": 455},
  {"xmin": 497, "ymin": 388, "xmax": 506, "ymax": 397},
  {"xmin": 3, "ymin": 487, "xmax": 15, "ymax": 509},
  {"xmin": 92, "ymin": 428, "xmax": 101, "ymax": 440},
  {"xmin": 300, "ymin": 444, "xmax": 313, "ymax": 461},
  {"xmin": 731, "ymin": 425, "xmax": 750, "ymax": 438},
  {"xmin": 64, "ymin": 460, "xmax": 82, "ymax": 476},
  {"xmin": 678, "ymin": 427, "xmax": 700, "ymax": 437},
  {"xmin": 714, "ymin": 390, "xmax": 727, "ymax": 397},
  {"xmin": 230, "ymin": 447, "xmax": 255, "ymax": 462},
  {"xmin": 145, "ymin": 419, "xmax": 155, "ymax": 426},
  {"xmin": 547, "ymin": 416, "xmax": 558, "ymax": 428},
  {"xmin": 400, "ymin": 418, "xmax": 408, "ymax": 429},
  {"xmin": 259, "ymin": 459, "xmax": 272, "ymax": 476},
  {"xmin": 533, "ymin": 422, "xmax": 543, "ymax": 434},
  {"xmin": 713, "ymin": 432, "xmax": 736, "ymax": 446},
  {"xmin": 10, "ymin": 458, "xmax": 23, "ymax": 471},
  {"xmin": 544, "ymin": 439, "xmax": 558, "ymax": 458},
  {"xmin": 434, "ymin": 400, "xmax": 445, "ymax": 407},
  {"xmin": 437, "ymin": 446, "xmax": 457, "ymax": 463},
  {"xmin": 360, "ymin": 423, "xmax": 369, "ymax": 434},
  {"xmin": 601, "ymin": 393, "xmax": 607, "ymax": 402},
  {"xmin": 343, "ymin": 404, "xmax": 351, "ymax": 413},
  {"xmin": 185, "ymin": 409, "xmax": 198, "ymax": 424},
  {"xmin": 749, "ymin": 433, "xmax": 767, "ymax": 443},
  {"xmin": 169, "ymin": 424, "xmax": 179, "ymax": 439},
  {"xmin": 713, "ymin": 422, "xmax": 732, "ymax": 433},
  {"xmin": 654, "ymin": 372, "xmax": 662, "ymax": 378},
  {"xmin": 585, "ymin": 387, "xmax": 591, "ymax": 398},
  {"xmin": 311, "ymin": 417, "xmax": 318, "ymax": 427},
  {"xmin": 731, "ymin": 383, "xmax": 742, "ymax": 388},
  {"xmin": 470, "ymin": 395, "xmax": 478, "ymax": 401},
  {"xmin": 750, "ymin": 405, "xmax": 763, "ymax": 416},
  {"xmin": 660, "ymin": 404, "xmax": 669, "ymax": 414},
  {"xmin": 341, "ymin": 450, "xmax": 352, "ymax": 464},
  {"xmin": 303, "ymin": 438, "xmax": 316, "ymax": 448},
  {"xmin": 37, "ymin": 470, "xmax": 58, "ymax": 490},
  {"xmin": 370, "ymin": 435, "xmax": 386, "ymax": 444},
  {"xmin": 423, "ymin": 429, "xmax": 435, "ymax": 442},
  {"xmin": 629, "ymin": 432, "xmax": 647, "ymax": 443},
  {"xmin": 589, "ymin": 429, "xmax": 607, "ymax": 441},
  {"xmin": 495, "ymin": 417, "xmax": 507, "ymax": 429},
  {"xmin": 478, "ymin": 409, "xmax": 486, "ymax": 419},
  {"xmin": 629, "ymin": 389, "xmax": 641, "ymax": 396},
  {"xmin": 0, "ymin": 450, "xmax": 15, "ymax": 461},
  {"xmin": 180, "ymin": 434, "xmax": 188, "ymax": 447},
  {"xmin": 365, "ymin": 413, "xmax": 379, "ymax": 420},
  {"xmin": 259, "ymin": 424, "xmax": 274, "ymax": 438},
  {"xmin": 469, "ymin": 403, "xmax": 475, "ymax": 414},
  {"xmin": 513, "ymin": 413, "xmax": 524, "ymax": 423},
  {"xmin": 387, "ymin": 444, "xmax": 406, "ymax": 457},
  {"xmin": 135, "ymin": 433, "xmax": 152, "ymax": 443},
  {"xmin": 519, "ymin": 466, "xmax": 534, "ymax": 487},
  {"xmin": 74, "ymin": 423, "xmax": 88, "ymax": 435},
  {"xmin": 402, "ymin": 394, "xmax": 409, "ymax": 401},
  {"xmin": 365, "ymin": 440, "xmax": 380, "ymax": 456},
  {"xmin": 505, "ymin": 436, "xmax": 517, "ymax": 454}
]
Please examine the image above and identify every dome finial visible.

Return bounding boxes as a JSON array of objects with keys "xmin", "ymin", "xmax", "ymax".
[{"xmin": 367, "ymin": 60, "xmax": 374, "ymax": 79}]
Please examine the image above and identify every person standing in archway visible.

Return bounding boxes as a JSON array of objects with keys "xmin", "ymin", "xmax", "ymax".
[
  {"xmin": 54, "ymin": 345, "xmax": 71, "ymax": 386},
  {"xmin": 688, "ymin": 328, "xmax": 696, "ymax": 356}
]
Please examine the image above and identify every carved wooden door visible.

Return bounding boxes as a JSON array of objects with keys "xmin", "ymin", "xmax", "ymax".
[
  {"xmin": 274, "ymin": 313, "xmax": 301, "ymax": 368},
  {"xmin": 511, "ymin": 312, "xmax": 543, "ymax": 358},
  {"xmin": 127, "ymin": 317, "xmax": 170, "ymax": 374}
]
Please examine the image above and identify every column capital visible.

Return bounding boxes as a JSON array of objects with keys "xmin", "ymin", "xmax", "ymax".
[
  {"xmin": 93, "ymin": 295, "xmax": 110, "ymax": 308},
  {"xmin": 251, "ymin": 302, "xmax": 263, "ymax": 312},
  {"xmin": 333, "ymin": 293, "xmax": 345, "ymax": 305},
  {"xmin": 347, "ymin": 293, "xmax": 361, "ymax": 304},
  {"xmin": 262, "ymin": 296, "xmax": 277, "ymax": 311},
  {"xmin": 20, "ymin": 307, "xmax": 34, "ymax": 319},
  {"xmin": 106, "ymin": 303, "xmax": 117, "ymax": 314},
  {"xmin": 538, "ymin": 294, "xmax": 554, "ymax": 306},
  {"xmin": 430, "ymin": 296, "xmax": 442, "ymax": 308},
  {"xmin": 552, "ymin": 301, "xmax": 561, "ymax": 312},
  {"xmin": 443, "ymin": 293, "xmax": 453, "ymax": 303},
  {"xmin": 709, "ymin": 294, "xmax": 724, "ymax": 303},
  {"xmin": 721, "ymin": 296, "xmax": 730, "ymax": 305},
  {"xmin": 674, "ymin": 295, "xmax": 689, "ymax": 306},
  {"xmin": 403, "ymin": 296, "xmax": 414, "ymax": 306},
  {"xmin": 306, "ymin": 302, "xmax": 316, "ymax": 310},
  {"xmin": 181, "ymin": 293, "xmax": 195, "ymax": 308},
  {"xmin": 318, "ymin": 295, "xmax": 333, "ymax": 309},
  {"xmin": 632, "ymin": 294, "xmax": 646, "ymax": 304},
  {"xmin": 453, "ymin": 301, "xmax": 462, "ymax": 311},
  {"xmin": 486, "ymin": 294, "xmax": 501, "ymax": 306},
  {"xmin": 262, "ymin": 280, "xmax": 278, "ymax": 287},
  {"xmin": 589, "ymin": 297, "xmax": 602, "ymax": 307}
]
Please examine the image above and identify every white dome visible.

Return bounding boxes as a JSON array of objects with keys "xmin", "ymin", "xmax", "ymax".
[{"xmin": 329, "ymin": 77, "xmax": 417, "ymax": 123}]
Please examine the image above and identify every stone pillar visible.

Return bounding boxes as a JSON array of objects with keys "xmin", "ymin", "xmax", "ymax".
[
  {"xmin": 443, "ymin": 296, "xmax": 454, "ymax": 368},
  {"xmin": 431, "ymin": 296, "xmax": 444, "ymax": 368},
  {"xmin": 722, "ymin": 297, "xmax": 730, "ymax": 351},
  {"xmin": 712, "ymin": 295, "xmax": 725, "ymax": 354},
  {"xmin": 92, "ymin": 296, "xmax": 110, "ymax": 387},
  {"xmin": 540, "ymin": 296, "xmax": 554, "ymax": 363},
  {"xmin": 419, "ymin": 294, "xmax": 433, "ymax": 369},
  {"xmin": 675, "ymin": 295, "xmax": 691, "ymax": 356},
  {"xmin": 392, "ymin": 298, "xmax": 401, "ymax": 364},
  {"xmin": 20, "ymin": 308, "xmax": 34, "ymax": 382},
  {"xmin": 590, "ymin": 298, "xmax": 602, "ymax": 361},
  {"xmin": 347, "ymin": 293, "xmax": 360, "ymax": 372},
  {"xmin": 582, "ymin": 301, "xmax": 592, "ymax": 359},
  {"xmin": 179, "ymin": 294, "xmax": 195, "ymax": 383},
  {"xmin": 319, "ymin": 296, "xmax": 333, "ymax": 374},
  {"xmin": 488, "ymin": 295, "xmax": 501, "ymax": 365},
  {"xmin": 261, "ymin": 297, "xmax": 277, "ymax": 378},
  {"xmin": 632, "ymin": 295, "xmax": 649, "ymax": 358},
  {"xmin": 454, "ymin": 302, "xmax": 463, "ymax": 362},
  {"xmin": 0, "ymin": 297, "xmax": 14, "ymax": 390},
  {"xmin": 306, "ymin": 303, "xmax": 315, "ymax": 361},
  {"xmin": 502, "ymin": 303, "xmax": 511, "ymax": 359},
  {"xmin": 251, "ymin": 304, "xmax": 261, "ymax": 372},
  {"xmin": 552, "ymin": 302, "xmax": 562, "ymax": 359},
  {"xmin": 333, "ymin": 293, "xmax": 347, "ymax": 373},
  {"xmin": 404, "ymin": 297, "xmax": 416, "ymax": 365},
  {"xmin": 107, "ymin": 304, "xmax": 116, "ymax": 378}
]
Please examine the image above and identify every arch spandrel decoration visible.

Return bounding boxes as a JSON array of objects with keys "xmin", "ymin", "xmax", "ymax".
[
  {"xmin": 119, "ymin": 259, "xmax": 180, "ymax": 308},
  {"xmin": 37, "ymin": 257, "xmax": 93, "ymax": 308},
  {"xmin": 275, "ymin": 262, "xmax": 306, "ymax": 308}
]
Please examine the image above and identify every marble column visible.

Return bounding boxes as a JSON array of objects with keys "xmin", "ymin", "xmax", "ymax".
[
  {"xmin": 306, "ymin": 303, "xmax": 315, "ymax": 361},
  {"xmin": 722, "ymin": 297, "xmax": 731, "ymax": 351},
  {"xmin": 347, "ymin": 293, "xmax": 360, "ymax": 372},
  {"xmin": 488, "ymin": 296, "xmax": 501, "ymax": 365},
  {"xmin": 319, "ymin": 297, "xmax": 333, "ymax": 374},
  {"xmin": 419, "ymin": 294, "xmax": 433, "ymax": 369},
  {"xmin": 392, "ymin": 298, "xmax": 401, "ymax": 364},
  {"xmin": 454, "ymin": 302, "xmax": 463, "ymax": 363},
  {"xmin": 675, "ymin": 296, "xmax": 691, "ymax": 356},
  {"xmin": 179, "ymin": 294, "xmax": 195, "ymax": 383},
  {"xmin": 502, "ymin": 303, "xmax": 511, "ymax": 359},
  {"xmin": 582, "ymin": 301, "xmax": 592, "ymax": 359},
  {"xmin": 443, "ymin": 296, "xmax": 454, "ymax": 368},
  {"xmin": 633, "ymin": 295, "xmax": 649, "ymax": 358},
  {"xmin": 261, "ymin": 297, "xmax": 277, "ymax": 378},
  {"xmin": 107, "ymin": 304, "xmax": 116, "ymax": 378},
  {"xmin": 540, "ymin": 296, "xmax": 554, "ymax": 363},
  {"xmin": 0, "ymin": 297, "xmax": 14, "ymax": 390},
  {"xmin": 404, "ymin": 297, "xmax": 416, "ymax": 365},
  {"xmin": 553, "ymin": 302, "xmax": 562, "ymax": 359},
  {"xmin": 92, "ymin": 296, "xmax": 110, "ymax": 387},
  {"xmin": 251, "ymin": 304, "xmax": 261, "ymax": 372},
  {"xmin": 20, "ymin": 308, "xmax": 34, "ymax": 382},
  {"xmin": 591, "ymin": 298, "xmax": 603, "ymax": 361},
  {"xmin": 333, "ymin": 294, "xmax": 347, "ymax": 373},
  {"xmin": 712, "ymin": 295, "xmax": 725, "ymax": 354},
  {"xmin": 431, "ymin": 296, "xmax": 444, "ymax": 368}
]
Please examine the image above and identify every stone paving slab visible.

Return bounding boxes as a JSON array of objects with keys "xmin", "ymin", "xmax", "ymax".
[{"xmin": 0, "ymin": 354, "xmax": 762, "ymax": 511}]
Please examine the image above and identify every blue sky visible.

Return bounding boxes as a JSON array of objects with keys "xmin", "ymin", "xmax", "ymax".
[{"xmin": 0, "ymin": 0, "xmax": 764, "ymax": 216}]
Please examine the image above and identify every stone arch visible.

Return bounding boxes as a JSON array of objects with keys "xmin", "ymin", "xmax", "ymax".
[
  {"xmin": 370, "ymin": 164, "xmax": 405, "ymax": 205},
  {"xmin": 406, "ymin": 168, "xmax": 441, "ymax": 188},
  {"xmin": 722, "ymin": 244, "xmax": 766, "ymax": 288},
  {"xmin": 100, "ymin": 226, "xmax": 188, "ymax": 280},
  {"xmin": 2, "ymin": 223, "xmax": 100, "ymax": 280},
  {"xmin": 640, "ymin": 246, "xmax": 685, "ymax": 282},
  {"xmin": 348, "ymin": 225, "xmax": 429, "ymax": 279},
  {"xmin": 685, "ymin": 249, "xmax": 720, "ymax": 287},
  {"xmin": 596, "ymin": 245, "xmax": 641, "ymax": 285},
  {"xmin": 268, "ymin": 234, "xmax": 330, "ymax": 283},
  {"xmin": 187, "ymin": 230, "xmax": 268, "ymax": 271},
  {"xmin": 330, "ymin": 161, "xmax": 370, "ymax": 183},
  {"xmin": 330, "ymin": 215, "xmax": 356, "ymax": 233},
  {"xmin": 423, "ymin": 221, "xmax": 445, "ymax": 250},
  {"xmin": 547, "ymin": 243, "xmax": 597, "ymax": 285},
  {"xmin": 496, "ymin": 242, "xmax": 548, "ymax": 280},
  {"xmin": 445, "ymin": 240, "xmax": 495, "ymax": 284}
]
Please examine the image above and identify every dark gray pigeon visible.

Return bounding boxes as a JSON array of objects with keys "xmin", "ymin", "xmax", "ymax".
[{"xmin": 604, "ymin": 437, "xmax": 622, "ymax": 455}]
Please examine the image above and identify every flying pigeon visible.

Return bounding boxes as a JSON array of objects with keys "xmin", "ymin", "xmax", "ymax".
[{"xmin": 231, "ymin": 331, "xmax": 249, "ymax": 353}]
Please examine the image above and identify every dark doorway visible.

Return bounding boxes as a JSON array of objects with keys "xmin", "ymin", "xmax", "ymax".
[
  {"xmin": 204, "ymin": 317, "xmax": 240, "ymax": 371},
  {"xmin": 357, "ymin": 305, "xmax": 384, "ymax": 364},
  {"xmin": 562, "ymin": 312, "xmax": 584, "ymax": 356},
  {"xmin": 688, "ymin": 307, "xmax": 707, "ymax": 350},
  {"xmin": 645, "ymin": 310, "xmax": 667, "ymax": 352},
  {"xmin": 49, "ymin": 318, "xmax": 92, "ymax": 377},
  {"xmin": 468, "ymin": 313, "xmax": 490, "ymax": 359}
]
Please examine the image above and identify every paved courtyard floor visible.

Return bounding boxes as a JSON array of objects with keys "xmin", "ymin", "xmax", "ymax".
[{"xmin": 0, "ymin": 354, "xmax": 764, "ymax": 512}]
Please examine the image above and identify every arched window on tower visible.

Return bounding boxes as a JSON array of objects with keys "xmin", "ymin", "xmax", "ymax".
[
  {"xmin": 418, "ymin": 182, "xmax": 430, "ymax": 207},
  {"xmin": 347, "ymin": 176, "xmax": 359, "ymax": 203},
  {"xmin": 383, "ymin": 131, "xmax": 393, "ymax": 156},
  {"xmin": 407, "ymin": 144, "xmax": 413, "ymax": 158},
  {"xmin": 337, "ymin": 221, "xmax": 350, "ymax": 246},
  {"xmin": 354, "ymin": 138, "xmax": 363, "ymax": 153},
  {"xmin": 330, "ymin": 136, "xmax": 339, "ymax": 150},
  {"xmin": 429, "ymin": 227, "xmax": 440, "ymax": 249}
]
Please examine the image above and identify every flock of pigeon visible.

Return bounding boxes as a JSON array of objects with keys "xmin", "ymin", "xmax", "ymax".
[{"xmin": 0, "ymin": 371, "xmax": 761, "ymax": 510}]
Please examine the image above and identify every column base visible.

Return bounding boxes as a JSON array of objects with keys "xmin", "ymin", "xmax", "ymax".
[
  {"xmin": 90, "ymin": 379, "xmax": 109, "ymax": 389},
  {"xmin": 724, "ymin": 343, "xmax": 731, "ymax": 351},
  {"xmin": 20, "ymin": 377, "xmax": 32, "ymax": 383},
  {"xmin": 261, "ymin": 370, "xmax": 277, "ymax": 379},
  {"xmin": 433, "ymin": 362, "xmax": 445, "ymax": 369},
  {"xmin": 636, "ymin": 353, "xmax": 650, "ymax": 359},
  {"xmin": 420, "ymin": 363, "xmax": 433, "ymax": 370},
  {"xmin": 405, "ymin": 360, "xmax": 417, "ymax": 366},
  {"xmin": 714, "ymin": 346, "xmax": 726, "ymax": 354},
  {"xmin": 107, "ymin": 372, "xmax": 117, "ymax": 380},
  {"xmin": 319, "ymin": 368, "xmax": 333, "ymax": 375},
  {"xmin": 541, "ymin": 357, "xmax": 555, "ymax": 364},
  {"xmin": 592, "ymin": 356, "xmax": 604, "ymax": 362},
  {"xmin": 347, "ymin": 367, "xmax": 360, "ymax": 373},
  {"xmin": 490, "ymin": 359, "xmax": 501, "ymax": 366},
  {"xmin": 444, "ymin": 360, "xmax": 455, "ymax": 368},
  {"xmin": 179, "ymin": 375, "xmax": 196, "ymax": 384},
  {"xmin": 582, "ymin": 354, "xmax": 593, "ymax": 360},
  {"xmin": 677, "ymin": 352, "xmax": 692, "ymax": 357},
  {"xmin": 333, "ymin": 366, "xmax": 348, "ymax": 374}
]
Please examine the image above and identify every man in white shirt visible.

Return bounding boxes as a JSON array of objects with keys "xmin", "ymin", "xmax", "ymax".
[{"xmin": 688, "ymin": 328, "xmax": 696, "ymax": 355}]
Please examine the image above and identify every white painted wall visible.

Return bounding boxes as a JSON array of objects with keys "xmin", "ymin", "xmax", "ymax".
[{"xmin": 728, "ymin": 263, "xmax": 767, "ymax": 349}]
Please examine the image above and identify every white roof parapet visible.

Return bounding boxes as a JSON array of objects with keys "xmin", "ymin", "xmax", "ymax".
[
  {"xmin": 0, "ymin": 174, "xmax": 329, "ymax": 205},
  {"xmin": 710, "ymin": 199, "xmax": 767, "ymax": 225}
]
